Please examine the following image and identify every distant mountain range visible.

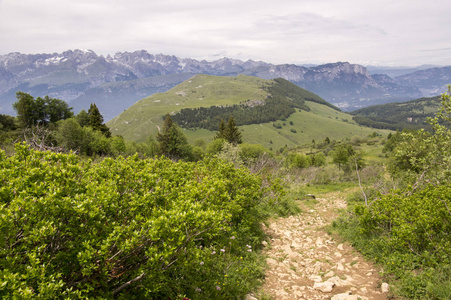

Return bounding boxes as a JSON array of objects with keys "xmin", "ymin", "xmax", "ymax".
[{"xmin": 0, "ymin": 49, "xmax": 450, "ymax": 120}]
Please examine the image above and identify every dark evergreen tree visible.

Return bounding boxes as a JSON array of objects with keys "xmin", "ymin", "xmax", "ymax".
[
  {"xmin": 225, "ymin": 116, "xmax": 242, "ymax": 145},
  {"xmin": 157, "ymin": 114, "xmax": 191, "ymax": 160},
  {"xmin": 215, "ymin": 119, "xmax": 227, "ymax": 140},
  {"xmin": 87, "ymin": 103, "xmax": 111, "ymax": 137}
]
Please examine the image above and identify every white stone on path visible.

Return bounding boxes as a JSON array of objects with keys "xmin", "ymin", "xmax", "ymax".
[
  {"xmin": 313, "ymin": 281, "xmax": 335, "ymax": 292},
  {"xmin": 310, "ymin": 275, "xmax": 323, "ymax": 282},
  {"xmin": 324, "ymin": 271, "xmax": 335, "ymax": 278},
  {"xmin": 381, "ymin": 282, "xmax": 389, "ymax": 293},
  {"xmin": 331, "ymin": 292, "xmax": 368, "ymax": 300}
]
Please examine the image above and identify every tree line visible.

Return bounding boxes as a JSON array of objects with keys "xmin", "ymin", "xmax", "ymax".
[
  {"xmin": 171, "ymin": 78, "xmax": 320, "ymax": 130},
  {"xmin": 0, "ymin": 91, "xmax": 248, "ymax": 161},
  {"xmin": 351, "ymin": 96, "xmax": 441, "ymax": 131}
]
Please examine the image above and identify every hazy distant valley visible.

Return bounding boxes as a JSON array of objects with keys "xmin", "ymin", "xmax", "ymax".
[{"xmin": 1, "ymin": 49, "xmax": 450, "ymax": 121}]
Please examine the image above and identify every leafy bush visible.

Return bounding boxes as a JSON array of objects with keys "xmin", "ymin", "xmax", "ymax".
[
  {"xmin": 0, "ymin": 143, "xmax": 276, "ymax": 299},
  {"xmin": 239, "ymin": 143, "xmax": 272, "ymax": 165},
  {"xmin": 335, "ymin": 86, "xmax": 451, "ymax": 299},
  {"xmin": 337, "ymin": 185, "xmax": 451, "ymax": 299}
]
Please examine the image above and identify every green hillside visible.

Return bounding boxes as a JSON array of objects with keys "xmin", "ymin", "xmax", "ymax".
[
  {"xmin": 108, "ymin": 74, "xmax": 391, "ymax": 148},
  {"xmin": 351, "ymin": 96, "xmax": 442, "ymax": 131}
]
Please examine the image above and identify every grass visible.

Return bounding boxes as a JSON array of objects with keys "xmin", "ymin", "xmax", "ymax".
[
  {"xmin": 107, "ymin": 74, "xmax": 393, "ymax": 145},
  {"xmin": 108, "ymin": 74, "xmax": 269, "ymax": 142}
]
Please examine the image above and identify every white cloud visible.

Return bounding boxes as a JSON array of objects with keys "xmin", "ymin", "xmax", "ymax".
[{"xmin": 0, "ymin": 0, "xmax": 450, "ymax": 66}]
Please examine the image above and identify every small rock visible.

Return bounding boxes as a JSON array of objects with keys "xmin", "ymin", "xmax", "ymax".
[
  {"xmin": 331, "ymin": 292, "xmax": 356, "ymax": 300},
  {"xmin": 266, "ymin": 258, "xmax": 278, "ymax": 266},
  {"xmin": 313, "ymin": 281, "xmax": 335, "ymax": 292},
  {"xmin": 275, "ymin": 289, "xmax": 289, "ymax": 297},
  {"xmin": 337, "ymin": 262, "xmax": 344, "ymax": 271},
  {"xmin": 324, "ymin": 271, "xmax": 335, "ymax": 278},
  {"xmin": 245, "ymin": 295, "xmax": 258, "ymax": 300},
  {"xmin": 381, "ymin": 282, "xmax": 389, "ymax": 293},
  {"xmin": 329, "ymin": 276, "xmax": 348, "ymax": 287},
  {"xmin": 331, "ymin": 293, "xmax": 368, "ymax": 300},
  {"xmin": 262, "ymin": 240, "xmax": 268, "ymax": 246},
  {"xmin": 334, "ymin": 252, "xmax": 343, "ymax": 258},
  {"xmin": 310, "ymin": 275, "xmax": 323, "ymax": 282},
  {"xmin": 337, "ymin": 243, "xmax": 344, "ymax": 250}
]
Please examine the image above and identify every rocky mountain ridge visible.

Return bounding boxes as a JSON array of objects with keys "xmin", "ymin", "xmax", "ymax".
[{"xmin": 0, "ymin": 49, "xmax": 448, "ymax": 120}]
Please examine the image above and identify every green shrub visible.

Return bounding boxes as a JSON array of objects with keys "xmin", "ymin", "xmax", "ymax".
[
  {"xmin": 0, "ymin": 143, "xmax": 275, "ymax": 299},
  {"xmin": 336, "ymin": 184, "xmax": 451, "ymax": 299},
  {"xmin": 239, "ymin": 143, "xmax": 272, "ymax": 165}
]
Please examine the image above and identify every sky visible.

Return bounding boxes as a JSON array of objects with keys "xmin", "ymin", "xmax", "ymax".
[{"xmin": 0, "ymin": 0, "xmax": 450, "ymax": 67}]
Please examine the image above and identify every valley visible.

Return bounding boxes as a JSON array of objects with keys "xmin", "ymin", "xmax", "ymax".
[{"xmin": 1, "ymin": 49, "xmax": 450, "ymax": 121}]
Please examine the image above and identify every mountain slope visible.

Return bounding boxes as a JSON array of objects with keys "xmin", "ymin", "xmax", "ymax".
[
  {"xmin": 351, "ymin": 95, "xmax": 442, "ymax": 131},
  {"xmin": 0, "ymin": 49, "xmax": 434, "ymax": 119},
  {"xmin": 108, "ymin": 75, "xmax": 391, "ymax": 149}
]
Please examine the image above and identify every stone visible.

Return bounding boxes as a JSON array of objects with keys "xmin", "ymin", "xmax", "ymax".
[
  {"xmin": 381, "ymin": 282, "xmax": 389, "ymax": 293},
  {"xmin": 328, "ymin": 276, "xmax": 349, "ymax": 287},
  {"xmin": 245, "ymin": 295, "xmax": 258, "ymax": 300},
  {"xmin": 324, "ymin": 271, "xmax": 335, "ymax": 278},
  {"xmin": 337, "ymin": 243, "xmax": 344, "ymax": 250},
  {"xmin": 331, "ymin": 292, "xmax": 370, "ymax": 300},
  {"xmin": 334, "ymin": 252, "xmax": 343, "ymax": 258},
  {"xmin": 266, "ymin": 258, "xmax": 278, "ymax": 266},
  {"xmin": 313, "ymin": 281, "xmax": 335, "ymax": 292},
  {"xmin": 310, "ymin": 275, "xmax": 323, "ymax": 282},
  {"xmin": 331, "ymin": 292, "xmax": 357, "ymax": 300}
]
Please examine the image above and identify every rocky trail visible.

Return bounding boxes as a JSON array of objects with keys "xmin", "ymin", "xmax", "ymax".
[{"xmin": 254, "ymin": 190, "xmax": 391, "ymax": 300}]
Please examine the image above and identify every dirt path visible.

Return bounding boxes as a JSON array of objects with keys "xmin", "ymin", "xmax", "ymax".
[{"xmin": 256, "ymin": 190, "xmax": 390, "ymax": 300}]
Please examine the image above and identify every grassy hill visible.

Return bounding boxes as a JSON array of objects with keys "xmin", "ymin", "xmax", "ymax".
[
  {"xmin": 351, "ymin": 95, "xmax": 442, "ymax": 131},
  {"xmin": 108, "ymin": 75, "xmax": 391, "ymax": 149}
]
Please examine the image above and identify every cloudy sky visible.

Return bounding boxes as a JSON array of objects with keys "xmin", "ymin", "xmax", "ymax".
[{"xmin": 1, "ymin": 0, "xmax": 450, "ymax": 66}]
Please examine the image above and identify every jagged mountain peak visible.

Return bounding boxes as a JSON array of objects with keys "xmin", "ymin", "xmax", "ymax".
[{"xmin": 0, "ymin": 49, "xmax": 444, "ymax": 119}]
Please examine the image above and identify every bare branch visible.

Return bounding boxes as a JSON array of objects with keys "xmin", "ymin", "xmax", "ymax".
[
  {"xmin": 112, "ymin": 272, "xmax": 146, "ymax": 295},
  {"xmin": 354, "ymin": 156, "xmax": 368, "ymax": 207}
]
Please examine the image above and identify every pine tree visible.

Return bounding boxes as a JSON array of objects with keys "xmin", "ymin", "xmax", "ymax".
[
  {"xmin": 88, "ymin": 103, "xmax": 111, "ymax": 137},
  {"xmin": 225, "ymin": 116, "xmax": 242, "ymax": 145},
  {"xmin": 157, "ymin": 114, "xmax": 191, "ymax": 160},
  {"xmin": 215, "ymin": 119, "xmax": 227, "ymax": 140}
]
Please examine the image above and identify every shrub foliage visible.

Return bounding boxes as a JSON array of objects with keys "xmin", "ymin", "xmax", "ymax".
[
  {"xmin": 336, "ymin": 86, "xmax": 451, "ymax": 299},
  {"xmin": 0, "ymin": 143, "xmax": 274, "ymax": 299}
]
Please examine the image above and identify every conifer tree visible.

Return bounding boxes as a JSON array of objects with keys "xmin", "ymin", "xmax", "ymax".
[
  {"xmin": 87, "ymin": 103, "xmax": 111, "ymax": 137},
  {"xmin": 225, "ymin": 116, "xmax": 242, "ymax": 145},
  {"xmin": 215, "ymin": 119, "xmax": 227, "ymax": 140},
  {"xmin": 214, "ymin": 117, "xmax": 243, "ymax": 145},
  {"xmin": 157, "ymin": 114, "xmax": 191, "ymax": 160}
]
